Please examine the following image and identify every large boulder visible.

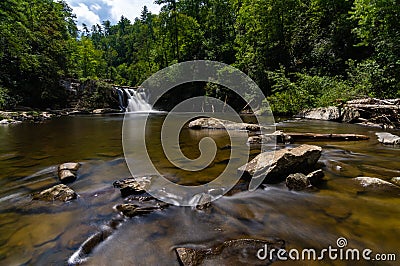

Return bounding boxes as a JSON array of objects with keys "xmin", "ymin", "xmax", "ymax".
[
  {"xmin": 33, "ymin": 184, "xmax": 77, "ymax": 202},
  {"xmin": 297, "ymin": 107, "xmax": 341, "ymax": 121},
  {"xmin": 188, "ymin": 117, "xmax": 266, "ymax": 131},
  {"xmin": 239, "ymin": 144, "xmax": 322, "ymax": 183},
  {"xmin": 175, "ymin": 238, "xmax": 285, "ymax": 266},
  {"xmin": 375, "ymin": 132, "xmax": 400, "ymax": 145}
]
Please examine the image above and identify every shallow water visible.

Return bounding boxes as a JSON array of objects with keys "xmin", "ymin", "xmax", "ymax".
[{"xmin": 0, "ymin": 115, "xmax": 399, "ymax": 265}]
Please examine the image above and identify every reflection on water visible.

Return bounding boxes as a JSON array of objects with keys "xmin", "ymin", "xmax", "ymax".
[{"xmin": 0, "ymin": 115, "xmax": 399, "ymax": 265}]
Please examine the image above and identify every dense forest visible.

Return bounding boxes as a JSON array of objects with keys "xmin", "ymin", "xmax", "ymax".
[{"xmin": 1, "ymin": 0, "xmax": 399, "ymax": 113}]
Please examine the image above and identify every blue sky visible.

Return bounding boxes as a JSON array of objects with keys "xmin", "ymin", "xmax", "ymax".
[{"xmin": 65, "ymin": 0, "xmax": 161, "ymax": 29}]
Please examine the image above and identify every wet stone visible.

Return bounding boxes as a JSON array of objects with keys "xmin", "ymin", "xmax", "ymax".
[
  {"xmin": 239, "ymin": 144, "xmax": 322, "ymax": 183},
  {"xmin": 33, "ymin": 184, "xmax": 77, "ymax": 202},
  {"xmin": 354, "ymin": 177, "xmax": 400, "ymax": 196},
  {"xmin": 391, "ymin": 177, "xmax": 400, "ymax": 186},
  {"xmin": 175, "ymin": 238, "xmax": 285, "ymax": 266},
  {"xmin": 188, "ymin": 117, "xmax": 268, "ymax": 131},
  {"xmin": 58, "ymin": 162, "xmax": 80, "ymax": 183},
  {"xmin": 286, "ymin": 173, "xmax": 310, "ymax": 191},
  {"xmin": 58, "ymin": 162, "xmax": 81, "ymax": 171},
  {"xmin": 58, "ymin": 169, "xmax": 76, "ymax": 183},
  {"xmin": 115, "ymin": 202, "xmax": 168, "ymax": 218},
  {"xmin": 375, "ymin": 132, "xmax": 400, "ymax": 145},
  {"xmin": 307, "ymin": 169, "xmax": 325, "ymax": 185},
  {"xmin": 113, "ymin": 176, "xmax": 152, "ymax": 197}
]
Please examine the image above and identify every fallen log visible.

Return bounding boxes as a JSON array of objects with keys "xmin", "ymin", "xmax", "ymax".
[
  {"xmin": 247, "ymin": 132, "xmax": 370, "ymax": 145},
  {"xmin": 285, "ymin": 133, "xmax": 369, "ymax": 141}
]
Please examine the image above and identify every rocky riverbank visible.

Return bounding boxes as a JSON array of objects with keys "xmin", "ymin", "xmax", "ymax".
[
  {"xmin": 0, "ymin": 108, "xmax": 122, "ymax": 125},
  {"xmin": 297, "ymin": 98, "xmax": 400, "ymax": 129}
]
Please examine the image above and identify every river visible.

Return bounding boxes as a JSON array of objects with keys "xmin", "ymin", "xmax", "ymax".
[{"xmin": 0, "ymin": 114, "xmax": 399, "ymax": 265}]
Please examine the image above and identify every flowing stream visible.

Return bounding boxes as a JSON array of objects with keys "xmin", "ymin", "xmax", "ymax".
[{"xmin": 0, "ymin": 115, "xmax": 399, "ymax": 265}]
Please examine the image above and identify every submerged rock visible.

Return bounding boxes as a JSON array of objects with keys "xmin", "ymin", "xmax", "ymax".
[
  {"xmin": 115, "ymin": 202, "xmax": 168, "ymax": 217},
  {"xmin": 297, "ymin": 107, "xmax": 341, "ymax": 121},
  {"xmin": 113, "ymin": 176, "xmax": 152, "ymax": 197},
  {"xmin": 33, "ymin": 184, "xmax": 77, "ymax": 202},
  {"xmin": 239, "ymin": 144, "xmax": 322, "ymax": 183},
  {"xmin": 188, "ymin": 117, "xmax": 267, "ymax": 131},
  {"xmin": 391, "ymin": 177, "xmax": 400, "ymax": 186},
  {"xmin": 175, "ymin": 238, "xmax": 285, "ymax": 266},
  {"xmin": 68, "ymin": 227, "xmax": 114, "ymax": 265},
  {"xmin": 354, "ymin": 177, "xmax": 400, "ymax": 195},
  {"xmin": 375, "ymin": 132, "xmax": 400, "ymax": 145}
]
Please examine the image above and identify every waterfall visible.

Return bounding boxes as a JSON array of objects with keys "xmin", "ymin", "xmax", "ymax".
[{"xmin": 116, "ymin": 87, "xmax": 153, "ymax": 112}]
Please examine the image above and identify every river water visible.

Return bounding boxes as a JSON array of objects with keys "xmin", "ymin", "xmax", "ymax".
[{"xmin": 0, "ymin": 114, "xmax": 399, "ymax": 265}]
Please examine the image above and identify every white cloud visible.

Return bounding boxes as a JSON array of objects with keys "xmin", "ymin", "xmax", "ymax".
[
  {"xmin": 69, "ymin": 3, "xmax": 101, "ymax": 29},
  {"xmin": 102, "ymin": 0, "xmax": 161, "ymax": 22},
  {"xmin": 90, "ymin": 3, "xmax": 102, "ymax": 11},
  {"xmin": 65, "ymin": 0, "xmax": 161, "ymax": 27}
]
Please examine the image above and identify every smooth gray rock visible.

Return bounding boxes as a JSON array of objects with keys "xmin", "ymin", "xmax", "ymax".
[
  {"xmin": 354, "ymin": 177, "xmax": 400, "ymax": 195},
  {"xmin": 375, "ymin": 132, "xmax": 400, "ymax": 145},
  {"xmin": 247, "ymin": 131, "xmax": 291, "ymax": 145},
  {"xmin": 297, "ymin": 107, "xmax": 340, "ymax": 121},
  {"xmin": 239, "ymin": 144, "xmax": 322, "ymax": 183},
  {"xmin": 188, "ymin": 117, "xmax": 267, "ymax": 131},
  {"xmin": 33, "ymin": 184, "xmax": 77, "ymax": 202}
]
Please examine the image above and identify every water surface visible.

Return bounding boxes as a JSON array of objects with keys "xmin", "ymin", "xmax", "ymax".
[{"xmin": 0, "ymin": 115, "xmax": 399, "ymax": 265}]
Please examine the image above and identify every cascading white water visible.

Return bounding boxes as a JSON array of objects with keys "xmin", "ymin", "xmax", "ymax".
[{"xmin": 117, "ymin": 87, "xmax": 153, "ymax": 112}]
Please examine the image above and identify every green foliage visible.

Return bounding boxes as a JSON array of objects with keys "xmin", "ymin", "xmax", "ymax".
[
  {"xmin": 266, "ymin": 67, "xmax": 354, "ymax": 115},
  {"xmin": 0, "ymin": 87, "xmax": 8, "ymax": 110},
  {"xmin": 76, "ymin": 80, "xmax": 117, "ymax": 109},
  {"xmin": 0, "ymin": 0, "xmax": 77, "ymax": 107},
  {"xmin": 1, "ymin": 0, "xmax": 399, "ymax": 110}
]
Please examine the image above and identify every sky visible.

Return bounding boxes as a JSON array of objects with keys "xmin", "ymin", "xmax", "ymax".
[{"xmin": 65, "ymin": 0, "xmax": 161, "ymax": 29}]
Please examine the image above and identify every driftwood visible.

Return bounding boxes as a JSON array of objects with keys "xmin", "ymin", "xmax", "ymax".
[
  {"xmin": 247, "ymin": 131, "xmax": 369, "ymax": 145},
  {"xmin": 285, "ymin": 133, "xmax": 369, "ymax": 141}
]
